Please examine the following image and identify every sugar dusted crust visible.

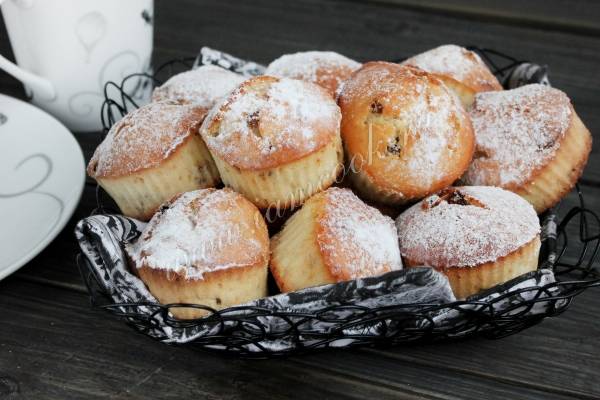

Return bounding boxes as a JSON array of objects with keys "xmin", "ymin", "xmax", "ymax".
[
  {"xmin": 152, "ymin": 65, "xmax": 245, "ymax": 107},
  {"xmin": 464, "ymin": 84, "xmax": 573, "ymax": 188},
  {"xmin": 514, "ymin": 111, "xmax": 592, "ymax": 213},
  {"xmin": 462, "ymin": 84, "xmax": 592, "ymax": 213},
  {"xmin": 200, "ymin": 75, "xmax": 341, "ymax": 171},
  {"xmin": 402, "ymin": 44, "xmax": 502, "ymax": 94},
  {"xmin": 396, "ymin": 186, "xmax": 540, "ymax": 269},
  {"xmin": 266, "ymin": 51, "xmax": 361, "ymax": 97},
  {"xmin": 127, "ymin": 188, "xmax": 269, "ymax": 279},
  {"xmin": 315, "ymin": 188, "xmax": 402, "ymax": 280},
  {"xmin": 88, "ymin": 101, "xmax": 209, "ymax": 178},
  {"xmin": 128, "ymin": 188, "xmax": 270, "ymax": 318},
  {"xmin": 338, "ymin": 62, "xmax": 474, "ymax": 204},
  {"xmin": 270, "ymin": 187, "xmax": 402, "ymax": 292}
]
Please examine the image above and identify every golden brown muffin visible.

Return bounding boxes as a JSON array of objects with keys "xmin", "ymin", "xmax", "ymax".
[
  {"xmin": 270, "ymin": 187, "xmax": 402, "ymax": 292},
  {"xmin": 396, "ymin": 186, "xmax": 541, "ymax": 299},
  {"xmin": 200, "ymin": 75, "xmax": 343, "ymax": 210},
  {"xmin": 265, "ymin": 51, "xmax": 361, "ymax": 97},
  {"xmin": 152, "ymin": 65, "xmax": 245, "ymax": 106},
  {"xmin": 338, "ymin": 62, "xmax": 475, "ymax": 206},
  {"xmin": 87, "ymin": 101, "xmax": 220, "ymax": 221},
  {"xmin": 461, "ymin": 84, "xmax": 592, "ymax": 213},
  {"xmin": 127, "ymin": 188, "xmax": 270, "ymax": 319},
  {"xmin": 402, "ymin": 44, "xmax": 502, "ymax": 107}
]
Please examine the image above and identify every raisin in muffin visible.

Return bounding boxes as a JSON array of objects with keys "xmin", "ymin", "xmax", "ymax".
[
  {"xmin": 338, "ymin": 62, "xmax": 474, "ymax": 206},
  {"xmin": 200, "ymin": 75, "xmax": 343, "ymax": 210},
  {"xmin": 397, "ymin": 186, "xmax": 540, "ymax": 299}
]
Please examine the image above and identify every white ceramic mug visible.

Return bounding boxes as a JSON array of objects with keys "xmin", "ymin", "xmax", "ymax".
[{"xmin": 0, "ymin": 0, "xmax": 154, "ymax": 131}]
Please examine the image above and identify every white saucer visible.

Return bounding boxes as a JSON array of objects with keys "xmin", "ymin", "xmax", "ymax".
[{"xmin": 0, "ymin": 94, "xmax": 85, "ymax": 281}]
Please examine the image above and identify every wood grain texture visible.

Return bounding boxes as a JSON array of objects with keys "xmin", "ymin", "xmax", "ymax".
[
  {"xmin": 0, "ymin": 1, "xmax": 599, "ymax": 399},
  {"xmin": 1, "ymin": 279, "xmax": 596, "ymax": 400},
  {"xmin": 364, "ymin": 0, "xmax": 600, "ymax": 36}
]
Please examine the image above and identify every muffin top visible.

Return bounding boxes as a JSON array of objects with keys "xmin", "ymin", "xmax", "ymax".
[
  {"xmin": 152, "ymin": 65, "xmax": 245, "ymax": 107},
  {"xmin": 338, "ymin": 62, "xmax": 474, "ymax": 196},
  {"xmin": 315, "ymin": 187, "xmax": 402, "ymax": 280},
  {"xmin": 127, "ymin": 188, "xmax": 269, "ymax": 280},
  {"xmin": 87, "ymin": 101, "xmax": 207, "ymax": 178},
  {"xmin": 265, "ymin": 51, "xmax": 361, "ymax": 96},
  {"xmin": 200, "ymin": 75, "xmax": 341, "ymax": 170},
  {"xmin": 463, "ymin": 84, "xmax": 573, "ymax": 188},
  {"xmin": 402, "ymin": 44, "xmax": 502, "ymax": 92},
  {"xmin": 396, "ymin": 186, "xmax": 540, "ymax": 268}
]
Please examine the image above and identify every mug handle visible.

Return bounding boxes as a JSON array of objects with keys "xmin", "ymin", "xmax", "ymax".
[{"xmin": 0, "ymin": 0, "xmax": 56, "ymax": 99}]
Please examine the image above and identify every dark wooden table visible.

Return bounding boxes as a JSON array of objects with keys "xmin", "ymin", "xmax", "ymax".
[{"xmin": 1, "ymin": 1, "xmax": 599, "ymax": 399}]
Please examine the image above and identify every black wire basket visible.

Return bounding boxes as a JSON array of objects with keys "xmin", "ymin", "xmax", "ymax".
[{"xmin": 77, "ymin": 47, "xmax": 600, "ymax": 358}]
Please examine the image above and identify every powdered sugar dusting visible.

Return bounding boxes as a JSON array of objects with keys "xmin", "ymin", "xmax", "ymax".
[
  {"xmin": 127, "ymin": 189, "xmax": 267, "ymax": 280},
  {"xmin": 463, "ymin": 84, "xmax": 572, "ymax": 187},
  {"xmin": 318, "ymin": 188, "xmax": 402, "ymax": 278},
  {"xmin": 400, "ymin": 77, "xmax": 466, "ymax": 185},
  {"xmin": 266, "ymin": 51, "xmax": 361, "ymax": 95},
  {"xmin": 339, "ymin": 63, "xmax": 471, "ymax": 186},
  {"xmin": 88, "ymin": 101, "xmax": 206, "ymax": 177},
  {"xmin": 201, "ymin": 76, "xmax": 341, "ymax": 169},
  {"xmin": 397, "ymin": 186, "xmax": 540, "ymax": 268},
  {"xmin": 402, "ymin": 44, "xmax": 500, "ymax": 89},
  {"xmin": 152, "ymin": 65, "xmax": 246, "ymax": 107}
]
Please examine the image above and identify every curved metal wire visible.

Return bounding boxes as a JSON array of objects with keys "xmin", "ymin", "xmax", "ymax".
[{"xmin": 100, "ymin": 57, "xmax": 196, "ymax": 137}]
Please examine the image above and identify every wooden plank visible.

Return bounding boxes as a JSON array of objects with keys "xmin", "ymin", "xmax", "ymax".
[
  {"xmin": 364, "ymin": 0, "xmax": 600, "ymax": 36},
  {"xmin": 295, "ymin": 288, "xmax": 600, "ymax": 399},
  {"xmin": 361, "ymin": 288, "xmax": 600, "ymax": 398},
  {"xmin": 0, "ymin": 278, "xmax": 593, "ymax": 400},
  {"xmin": 0, "ymin": 280, "xmax": 418, "ymax": 400}
]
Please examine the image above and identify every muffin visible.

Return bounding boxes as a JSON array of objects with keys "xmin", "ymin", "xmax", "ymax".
[
  {"xmin": 152, "ymin": 65, "xmax": 245, "ymax": 106},
  {"xmin": 270, "ymin": 187, "xmax": 402, "ymax": 292},
  {"xmin": 87, "ymin": 101, "xmax": 220, "ymax": 221},
  {"xmin": 265, "ymin": 51, "xmax": 361, "ymax": 97},
  {"xmin": 338, "ymin": 62, "xmax": 474, "ymax": 206},
  {"xmin": 127, "ymin": 188, "xmax": 270, "ymax": 319},
  {"xmin": 397, "ymin": 186, "xmax": 541, "ymax": 299},
  {"xmin": 199, "ymin": 75, "xmax": 343, "ymax": 210},
  {"xmin": 461, "ymin": 84, "xmax": 592, "ymax": 213},
  {"xmin": 402, "ymin": 44, "xmax": 502, "ymax": 107}
]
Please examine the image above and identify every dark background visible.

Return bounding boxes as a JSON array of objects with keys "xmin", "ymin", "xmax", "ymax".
[{"xmin": 0, "ymin": 1, "xmax": 599, "ymax": 399}]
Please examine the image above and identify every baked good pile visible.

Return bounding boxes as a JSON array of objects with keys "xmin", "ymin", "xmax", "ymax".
[{"xmin": 88, "ymin": 45, "xmax": 592, "ymax": 318}]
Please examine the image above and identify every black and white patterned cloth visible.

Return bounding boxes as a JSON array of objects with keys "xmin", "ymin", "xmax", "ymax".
[
  {"xmin": 194, "ymin": 47, "xmax": 266, "ymax": 76},
  {"xmin": 75, "ymin": 48, "xmax": 563, "ymax": 352},
  {"xmin": 75, "ymin": 214, "xmax": 560, "ymax": 350}
]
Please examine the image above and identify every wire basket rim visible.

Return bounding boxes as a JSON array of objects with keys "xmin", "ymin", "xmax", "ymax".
[{"xmin": 79, "ymin": 47, "xmax": 600, "ymax": 357}]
